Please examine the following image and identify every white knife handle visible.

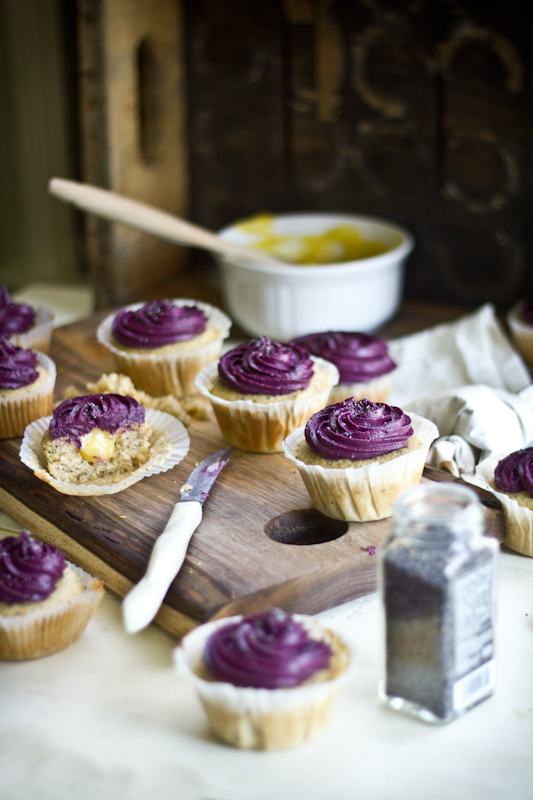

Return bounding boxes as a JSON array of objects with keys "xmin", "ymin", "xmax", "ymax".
[{"xmin": 122, "ymin": 501, "xmax": 202, "ymax": 634}]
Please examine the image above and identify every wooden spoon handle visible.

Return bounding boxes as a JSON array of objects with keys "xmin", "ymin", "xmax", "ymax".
[{"xmin": 49, "ymin": 178, "xmax": 281, "ymax": 266}]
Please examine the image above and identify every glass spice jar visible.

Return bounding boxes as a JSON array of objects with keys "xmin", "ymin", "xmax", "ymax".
[{"xmin": 378, "ymin": 482, "xmax": 498, "ymax": 724}]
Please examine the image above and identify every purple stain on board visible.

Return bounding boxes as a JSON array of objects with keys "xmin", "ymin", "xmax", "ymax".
[{"xmin": 361, "ymin": 545, "xmax": 377, "ymax": 555}]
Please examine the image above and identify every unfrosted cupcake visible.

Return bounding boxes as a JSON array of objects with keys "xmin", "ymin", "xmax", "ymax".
[
  {"xmin": 195, "ymin": 335, "xmax": 339, "ymax": 452},
  {"xmin": 283, "ymin": 397, "xmax": 438, "ymax": 521},
  {"xmin": 97, "ymin": 298, "xmax": 232, "ymax": 397},
  {"xmin": 474, "ymin": 448, "xmax": 533, "ymax": 557},
  {"xmin": 507, "ymin": 297, "xmax": 533, "ymax": 366},
  {"xmin": 21, "ymin": 392, "xmax": 190, "ymax": 495},
  {"xmin": 0, "ymin": 336, "xmax": 56, "ymax": 439},
  {"xmin": 175, "ymin": 608, "xmax": 352, "ymax": 750},
  {"xmin": 0, "ymin": 530, "xmax": 104, "ymax": 660},
  {"xmin": 0, "ymin": 284, "xmax": 54, "ymax": 354},
  {"xmin": 291, "ymin": 331, "xmax": 396, "ymax": 403}
]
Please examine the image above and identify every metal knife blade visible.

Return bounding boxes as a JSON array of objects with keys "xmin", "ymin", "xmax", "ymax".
[
  {"xmin": 122, "ymin": 446, "xmax": 233, "ymax": 634},
  {"xmin": 178, "ymin": 446, "xmax": 233, "ymax": 504}
]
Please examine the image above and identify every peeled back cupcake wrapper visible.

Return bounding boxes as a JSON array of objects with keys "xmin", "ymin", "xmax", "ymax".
[
  {"xmin": 283, "ymin": 412, "xmax": 439, "ymax": 522},
  {"xmin": 97, "ymin": 299, "xmax": 232, "ymax": 397},
  {"xmin": 19, "ymin": 407, "xmax": 190, "ymax": 496},
  {"xmin": 0, "ymin": 351, "xmax": 57, "ymax": 439},
  {"xmin": 174, "ymin": 614, "xmax": 353, "ymax": 750},
  {"xmin": 195, "ymin": 356, "xmax": 339, "ymax": 453},
  {"xmin": 0, "ymin": 563, "xmax": 104, "ymax": 660},
  {"xmin": 470, "ymin": 454, "xmax": 533, "ymax": 557}
]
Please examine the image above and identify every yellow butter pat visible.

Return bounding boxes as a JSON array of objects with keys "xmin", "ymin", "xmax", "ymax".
[{"xmin": 80, "ymin": 429, "xmax": 116, "ymax": 462}]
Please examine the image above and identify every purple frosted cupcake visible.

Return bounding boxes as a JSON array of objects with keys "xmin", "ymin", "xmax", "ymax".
[
  {"xmin": 474, "ymin": 448, "xmax": 533, "ymax": 557},
  {"xmin": 0, "ymin": 336, "xmax": 56, "ymax": 438},
  {"xmin": 283, "ymin": 397, "xmax": 438, "ymax": 521},
  {"xmin": 0, "ymin": 285, "xmax": 54, "ymax": 354},
  {"xmin": 195, "ymin": 335, "xmax": 339, "ymax": 452},
  {"xmin": 97, "ymin": 298, "xmax": 231, "ymax": 396},
  {"xmin": 41, "ymin": 393, "xmax": 152, "ymax": 484},
  {"xmin": 0, "ymin": 530, "xmax": 104, "ymax": 660},
  {"xmin": 175, "ymin": 608, "xmax": 352, "ymax": 750},
  {"xmin": 291, "ymin": 331, "xmax": 396, "ymax": 403}
]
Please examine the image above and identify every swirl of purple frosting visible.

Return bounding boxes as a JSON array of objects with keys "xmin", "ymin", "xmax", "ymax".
[
  {"xmin": 291, "ymin": 331, "xmax": 396, "ymax": 383},
  {"xmin": 218, "ymin": 336, "xmax": 314, "ymax": 395},
  {"xmin": 204, "ymin": 608, "xmax": 333, "ymax": 689},
  {"xmin": 305, "ymin": 397, "xmax": 413, "ymax": 460},
  {"xmin": 50, "ymin": 394, "xmax": 145, "ymax": 448},
  {"xmin": 0, "ymin": 285, "xmax": 36, "ymax": 335},
  {"xmin": 0, "ymin": 530, "xmax": 66, "ymax": 604},
  {"xmin": 0, "ymin": 337, "xmax": 39, "ymax": 389},
  {"xmin": 112, "ymin": 300, "xmax": 207, "ymax": 348},
  {"xmin": 494, "ymin": 448, "xmax": 533, "ymax": 496},
  {"xmin": 522, "ymin": 298, "xmax": 533, "ymax": 325}
]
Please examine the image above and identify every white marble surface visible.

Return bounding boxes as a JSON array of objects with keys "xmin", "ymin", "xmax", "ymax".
[{"xmin": 1, "ymin": 509, "xmax": 532, "ymax": 800}]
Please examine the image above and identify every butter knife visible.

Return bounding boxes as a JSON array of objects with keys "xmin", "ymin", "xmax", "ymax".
[{"xmin": 122, "ymin": 446, "xmax": 233, "ymax": 634}]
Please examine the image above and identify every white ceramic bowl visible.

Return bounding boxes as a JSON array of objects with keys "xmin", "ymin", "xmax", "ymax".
[{"xmin": 216, "ymin": 213, "xmax": 414, "ymax": 340}]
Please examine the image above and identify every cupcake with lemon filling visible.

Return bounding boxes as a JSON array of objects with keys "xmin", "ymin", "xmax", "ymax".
[
  {"xmin": 283, "ymin": 397, "xmax": 438, "ymax": 521},
  {"xmin": 97, "ymin": 298, "xmax": 231, "ymax": 396},
  {"xmin": 0, "ymin": 284, "xmax": 54, "ymax": 354},
  {"xmin": 0, "ymin": 336, "xmax": 56, "ymax": 439},
  {"xmin": 0, "ymin": 529, "xmax": 104, "ymax": 660},
  {"xmin": 175, "ymin": 607, "xmax": 352, "ymax": 750},
  {"xmin": 195, "ymin": 335, "xmax": 338, "ymax": 452},
  {"xmin": 291, "ymin": 330, "xmax": 396, "ymax": 403},
  {"xmin": 41, "ymin": 393, "xmax": 152, "ymax": 484}
]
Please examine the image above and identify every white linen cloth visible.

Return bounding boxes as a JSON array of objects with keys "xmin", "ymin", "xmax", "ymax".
[{"xmin": 387, "ymin": 304, "xmax": 533, "ymax": 474}]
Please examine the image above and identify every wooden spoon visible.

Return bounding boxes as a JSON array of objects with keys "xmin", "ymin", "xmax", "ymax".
[{"xmin": 49, "ymin": 178, "xmax": 282, "ymax": 267}]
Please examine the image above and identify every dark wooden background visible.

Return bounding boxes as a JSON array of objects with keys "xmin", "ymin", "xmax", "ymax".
[{"xmin": 76, "ymin": 0, "xmax": 533, "ymax": 310}]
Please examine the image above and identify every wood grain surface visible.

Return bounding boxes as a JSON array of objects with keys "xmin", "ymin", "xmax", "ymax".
[{"xmin": 0, "ymin": 310, "xmax": 505, "ymax": 638}]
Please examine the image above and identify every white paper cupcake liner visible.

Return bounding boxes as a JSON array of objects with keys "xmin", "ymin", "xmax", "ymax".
[
  {"xmin": 11, "ymin": 307, "xmax": 55, "ymax": 354},
  {"xmin": 19, "ymin": 407, "xmax": 190, "ymax": 496},
  {"xmin": 329, "ymin": 369, "xmax": 395, "ymax": 404},
  {"xmin": 507, "ymin": 300, "xmax": 533, "ymax": 366},
  {"xmin": 195, "ymin": 357, "xmax": 339, "ymax": 453},
  {"xmin": 97, "ymin": 299, "xmax": 232, "ymax": 397},
  {"xmin": 468, "ymin": 454, "xmax": 533, "ymax": 557},
  {"xmin": 0, "ymin": 351, "xmax": 57, "ymax": 439},
  {"xmin": 283, "ymin": 412, "xmax": 439, "ymax": 522},
  {"xmin": 174, "ymin": 614, "xmax": 353, "ymax": 750},
  {"xmin": 0, "ymin": 562, "xmax": 104, "ymax": 660}
]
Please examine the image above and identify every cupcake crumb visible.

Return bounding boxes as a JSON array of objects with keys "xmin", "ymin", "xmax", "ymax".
[{"xmin": 62, "ymin": 373, "xmax": 193, "ymax": 426}]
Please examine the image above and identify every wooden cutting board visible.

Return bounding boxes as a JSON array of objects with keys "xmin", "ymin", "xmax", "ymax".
[{"xmin": 0, "ymin": 313, "xmax": 505, "ymax": 638}]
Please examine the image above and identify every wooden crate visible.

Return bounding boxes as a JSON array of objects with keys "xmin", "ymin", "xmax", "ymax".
[{"xmin": 76, "ymin": 0, "xmax": 533, "ymax": 310}]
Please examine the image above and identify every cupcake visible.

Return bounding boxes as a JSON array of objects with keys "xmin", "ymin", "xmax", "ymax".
[
  {"xmin": 97, "ymin": 298, "xmax": 232, "ymax": 397},
  {"xmin": 174, "ymin": 608, "xmax": 352, "ymax": 750},
  {"xmin": 0, "ymin": 529, "xmax": 104, "ymax": 660},
  {"xmin": 474, "ymin": 448, "xmax": 533, "ymax": 556},
  {"xmin": 0, "ymin": 284, "xmax": 54, "ymax": 354},
  {"xmin": 507, "ymin": 297, "xmax": 533, "ymax": 366},
  {"xmin": 291, "ymin": 331, "xmax": 396, "ymax": 404},
  {"xmin": 195, "ymin": 335, "xmax": 339, "ymax": 452},
  {"xmin": 283, "ymin": 397, "xmax": 438, "ymax": 521},
  {"xmin": 20, "ymin": 393, "xmax": 190, "ymax": 495},
  {"xmin": 0, "ymin": 336, "xmax": 56, "ymax": 439}
]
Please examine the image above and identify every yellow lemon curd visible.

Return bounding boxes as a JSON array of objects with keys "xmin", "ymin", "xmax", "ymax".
[
  {"xmin": 80, "ymin": 429, "xmax": 116, "ymax": 462},
  {"xmin": 236, "ymin": 213, "xmax": 389, "ymax": 265}
]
